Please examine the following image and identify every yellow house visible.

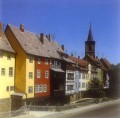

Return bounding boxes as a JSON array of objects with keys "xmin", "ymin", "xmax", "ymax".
[
  {"xmin": 0, "ymin": 23, "xmax": 15, "ymax": 112},
  {"xmin": 5, "ymin": 24, "xmax": 49, "ymax": 102}
]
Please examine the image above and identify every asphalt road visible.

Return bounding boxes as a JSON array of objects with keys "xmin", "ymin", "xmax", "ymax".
[{"xmin": 64, "ymin": 103, "xmax": 120, "ymax": 118}]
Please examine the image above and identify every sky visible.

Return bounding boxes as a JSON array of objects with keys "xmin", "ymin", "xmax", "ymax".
[{"xmin": 0, "ymin": 0, "xmax": 120, "ymax": 64}]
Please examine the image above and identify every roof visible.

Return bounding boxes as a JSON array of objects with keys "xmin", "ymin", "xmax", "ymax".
[
  {"xmin": 51, "ymin": 40, "xmax": 64, "ymax": 53},
  {"xmin": 69, "ymin": 56, "xmax": 88, "ymax": 67},
  {"xmin": 11, "ymin": 92, "xmax": 25, "ymax": 96},
  {"xmin": 62, "ymin": 56, "xmax": 75, "ymax": 63},
  {"xmin": 84, "ymin": 55, "xmax": 102, "ymax": 67},
  {"xmin": 0, "ymin": 33, "xmax": 15, "ymax": 53},
  {"xmin": 8, "ymin": 24, "xmax": 49, "ymax": 58},
  {"xmin": 42, "ymin": 36, "xmax": 61, "ymax": 59},
  {"xmin": 51, "ymin": 68, "xmax": 65, "ymax": 73},
  {"xmin": 100, "ymin": 58, "xmax": 111, "ymax": 70},
  {"xmin": 87, "ymin": 24, "xmax": 94, "ymax": 41}
]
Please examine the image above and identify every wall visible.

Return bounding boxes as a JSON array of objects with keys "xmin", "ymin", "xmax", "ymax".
[
  {"xmin": 5, "ymin": 27, "xmax": 26, "ymax": 95},
  {"xmin": 0, "ymin": 50, "xmax": 15, "ymax": 99},
  {"xmin": 35, "ymin": 57, "xmax": 50, "ymax": 97},
  {"xmin": 26, "ymin": 55, "xmax": 35, "ymax": 98}
]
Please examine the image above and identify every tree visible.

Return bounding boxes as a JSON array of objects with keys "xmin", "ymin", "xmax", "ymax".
[
  {"xmin": 87, "ymin": 78, "xmax": 105, "ymax": 99},
  {"xmin": 109, "ymin": 63, "xmax": 120, "ymax": 97}
]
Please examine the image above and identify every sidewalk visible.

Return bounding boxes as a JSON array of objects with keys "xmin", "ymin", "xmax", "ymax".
[{"xmin": 14, "ymin": 99, "xmax": 120, "ymax": 118}]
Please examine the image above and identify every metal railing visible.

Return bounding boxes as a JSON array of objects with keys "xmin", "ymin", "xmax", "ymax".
[
  {"xmin": 27, "ymin": 99, "xmax": 95, "ymax": 112},
  {"xmin": 0, "ymin": 106, "xmax": 29, "ymax": 118}
]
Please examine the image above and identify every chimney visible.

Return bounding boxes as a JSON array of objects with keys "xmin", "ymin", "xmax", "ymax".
[
  {"xmin": 61, "ymin": 45, "xmax": 64, "ymax": 51},
  {"xmin": 0, "ymin": 22, "xmax": 3, "ymax": 37},
  {"xmin": 46, "ymin": 34, "xmax": 51, "ymax": 41},
  {"xmin": 20, "ymin": 24, "xmax": 24, "ymax": 32},
  {"xmin": 96, "ymin": 56, "xmax": 98, "ymax": 59},
  {"xmin": 78, "ymin": 56, "xmax": 80, "ymax": 59},
  {"xmin": 40, "ymin": 33, "xmax": 44, "ymax": 45}
]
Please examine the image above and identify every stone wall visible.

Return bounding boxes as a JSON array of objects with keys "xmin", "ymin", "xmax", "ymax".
[{"xmin": 0, "ymin": 98, "xmax": 11, "ymax": 112}]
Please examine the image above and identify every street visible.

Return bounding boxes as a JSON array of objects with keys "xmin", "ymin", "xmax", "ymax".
[{"xmin": 64, "ymin": 103, "xmax": 120, "ymax": 118}]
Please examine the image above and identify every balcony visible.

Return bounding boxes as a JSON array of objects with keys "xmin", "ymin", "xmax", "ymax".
[{"xmin": 50, "ymin": 64, "xmax": 61, "ymax": 69}]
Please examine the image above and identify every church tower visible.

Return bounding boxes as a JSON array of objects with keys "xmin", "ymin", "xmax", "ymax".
[{"xmin": 85, "ymin": 24, "xmax": 95, "ymax": 57}]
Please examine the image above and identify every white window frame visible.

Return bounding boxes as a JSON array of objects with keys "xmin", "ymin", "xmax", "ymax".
[
  {"xmin": 39, "ymin": 85, "xmax": 43, "ymax": 93},
  {"xmin": 45, "ymin": 58, "xmax": 48, "ymax": 65},
  {"xmin": 35, "ymin": 85, "xmax": 39, "ymax": 93},
  {"xmin": 82, "ymin": 83, "xmax": 85, "ymax": 88},
  {"xmin": 45, "ymin": 71, "xmax": 49, "ymax": 78},
  {"xmin": 37, "ymin": 69, "xmax": 41, "ymax": 78},
  {"xmin": 43, "ymin": 84, "xmax": 47, "ymax": 92}
]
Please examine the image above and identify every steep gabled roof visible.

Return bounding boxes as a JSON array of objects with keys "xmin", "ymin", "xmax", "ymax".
[
  {"xmin": 0, "ymin": 33, "xmax": 15, "ymax": 53},
  {"xmin": 41, "ymin": 36, "xmax": 61, "ymax": 59},
  {"xmin": 7, "ymin": 24, "xmax": 49, "ymax": 58},
  {"xmin": 69, "ymin": 56, "xmax": 88, "ymax": 67},
  {"xmin": 100, "ymin": 58, "xmax": 111, "ymax": 71}
]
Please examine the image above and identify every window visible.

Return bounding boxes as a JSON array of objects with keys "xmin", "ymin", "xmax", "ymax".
[
  {"xmin": 43, "ymin": 84, "xmax": 47, "ymax": 92},
  {"xmin": 0, "ymin": 51, "xmax": 3, "ymax": 58},
  {"xmin": 10, "ymin": 86, "xmax": 14, "ymax": 91},
  {"xmin": 67, "ymin": 73, "xmax": 74, "ymax": 80},
  {"xmin": 39, "ymin": 85, "xmax": 43, "ymax": 92},
  {"xmin": 29, "ymin": 72, "xmax": 33, "ymax": 79},
  {"xmin": 37, "ymin": 69, "xmax": 41, "ymax": 78},
  {"xmin": 79, "ymin": 73, "xmax": 81, "ymax": 79},
  {"xmin": 7, "ymin": 54, "xmax": 11, "ymax": 60},
  {"xmin": 82, "ymin": 73, "xmax": 85, "ymax": 79},
  {"xmin": 28, "ymin": 86, "xmax": 33, "ymax": 93},
  {"xmin": 9, "ymin": 67, "xmax": 13, "ymax": 77},
  {"xmin": 1, "ymin": 68, "xmax": 5, "ymax": 76},
  {"xmin": 29, "ymin": 56, "xmax": 33, "ymax": 63},
  {"xmin": 67, "ymin": 85, "xmax": 73, "ymax": 91},
  {"xmin": 35, "ymin": 85, "xmax": 39, "ymax": 93},
  {"xmin": 6, "ymin": 86, "xmax": 9, "ymax": 92},
  {"xmin": 38, "ymin": 58, "xmax": 41, "ymax": 64},
  {"xmin": 79, "ymin": 83, "xmax": 81, "ymax": 88},
  {"xmin": 82, "ymin": 83, "xmax": 85, "ymax": 88},
  {"xmin": 45, "ymin": 58, "xmax": 48, "ymax": 65},
  {"xmin": 45, "ymin": 71, "xmax": 49, "ymax": 78}
]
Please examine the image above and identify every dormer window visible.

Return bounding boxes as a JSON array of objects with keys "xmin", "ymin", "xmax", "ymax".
[
  {"xmin": 29, "ymin": 56, "xmax": 33, "ymax": 63},
  {"xmin": 7, "ymin": 54, "xmax": 11, "ymax": 60},
  {"xmin": 38, "ymin": 58, "xmax": 41, "ymax": 64},
  {"xmin": 45, "ymin": 58, "xmax": 48, "ymax": 65}
]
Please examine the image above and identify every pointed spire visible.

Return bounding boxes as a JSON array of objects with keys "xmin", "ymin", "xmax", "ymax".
[{"xmin": 87, "ymin": 22, "xmax": 94, "ymax": 41}]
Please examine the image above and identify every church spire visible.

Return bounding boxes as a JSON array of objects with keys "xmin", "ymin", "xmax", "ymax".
[{"xmin": 87, "ymin": 22, "xmax": 94, "ymax": 41}]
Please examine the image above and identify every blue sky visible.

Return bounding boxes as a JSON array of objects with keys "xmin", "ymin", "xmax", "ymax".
[{"xmin": 1, "ymin": 0, "xmax": 120, "ymax": 64}]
